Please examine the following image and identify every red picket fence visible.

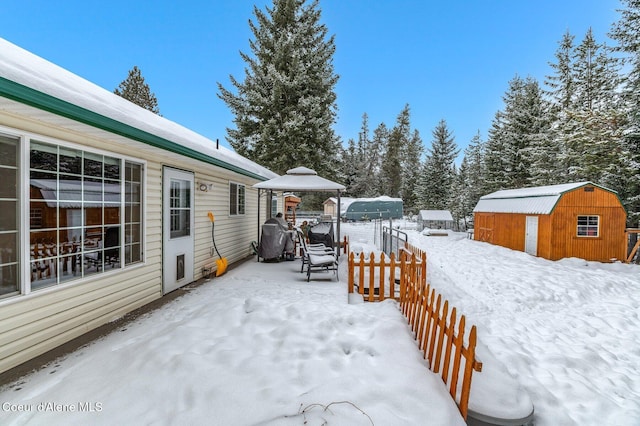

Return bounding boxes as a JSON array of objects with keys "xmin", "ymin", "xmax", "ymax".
[{"xmin": 347, "ymin": 247, "xmax": 482, "ymax": 420}]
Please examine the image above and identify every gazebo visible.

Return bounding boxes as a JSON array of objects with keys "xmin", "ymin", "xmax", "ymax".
[{"xmin": 253, "ymin": 167, "xmax": 346, "ymax": 260}]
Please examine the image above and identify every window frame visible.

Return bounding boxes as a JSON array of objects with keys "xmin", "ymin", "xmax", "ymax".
[
  {"xmin": 576, "ymin": 215, "xmax": 599, "ymax": 238},
  {"xmin": 229, "ymin": 182, "xmax": 246, "ymax": 216},
  {"xmin": 0, "ymin": 125, "xmax": 146, "ymax": 300}
]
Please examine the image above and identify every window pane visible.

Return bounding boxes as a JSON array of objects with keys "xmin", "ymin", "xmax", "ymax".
[
  {"xmin": 59, "ymin": 175, "xmax": 82, "ymax": 202},
  {"xmin": 30, "ymin": 141, "xmax": 57, "ymax": 171},
  {"xmin": 0, "ymin": 264, "xmax": 18, "ymax": 296},
  {"xmin": 84, "ymin": 204, "xmax": 103, "ymax": 226},
  {"xmin": 59, "ymin": 147, "xmax": 82, "ymax": 175},
  {"xmin": 83, "ymin": 177, "xmax": 103, "ymax": 202},
  {"xmin": 170, "ymin": 178, "xmax": 190, "ymax": 238},
  {"xmin": 0, "ymin": 134, "xmax": 18, "ymax": 167},
  {"xmin": 124, "ymin": 162, "xmax": 143, "ymax": 266},
  {"xmin": 229, "ymin": 184, "xmax": 237, "ymax": 215},
  {"xmin": 238, "ymin": 186, "xmax": 245, "ymax": 215},
  {"xmin": 104, "ymin": 205, "xmax": 120, "ymax": 225},
  {"xmin": 0, "ymin": 201, "xmax": 17, "ymax": 232},
  {"xmin": 0, "ymin": 167, "xmax": 17, "ymax": 199},
  {"xmin": 104, "ymin": 156, "xmax": 121, "ymax": 180},
  {"xmin": 31, "ymin": 171, "xmax": 57, "ymax": 200},
  {"xmin": 105, "ymin": 180, "xmax": 121, "ymax": 202},
  {"xmin": 84, "ymin": 152, "xmax": 103, "ymax": 177},
  {"xmin": 0, "ymin": 232, "xmax": 18, "ymax": 264}
]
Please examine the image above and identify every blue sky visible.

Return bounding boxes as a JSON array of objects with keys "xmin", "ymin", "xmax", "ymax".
[{"xmin": 1, "ymin": 0, "xmax": 621, "ymax": 158}]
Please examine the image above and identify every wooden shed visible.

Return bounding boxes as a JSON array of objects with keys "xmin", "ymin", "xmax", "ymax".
[
  {"xmin": 0, "ymin": 39, "xmax": 276, "ymax": 375},
  {"xmin": 473, "ymin": 182, "xmax": 627, "ymax": 262}
]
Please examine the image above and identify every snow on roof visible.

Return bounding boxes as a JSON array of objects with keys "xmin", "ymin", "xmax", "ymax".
[
  {"xmin": 253, "ymin": 166, "xmax": 345, "ymax": 191},
  {"xmin": 0, "ymin": 38, "xmax": 277, "ymax": 181},
  {"xmin": 419, "ymin": 210, "xmax": 454, "ymax": 221},
  {"xmin": 473, "ymin": 182, "xmax": 610, "ymax": 214},
  {"xmin": 324, "ymin": 197, "xmax": 356, "ymax": 213},
  {"xmin": 349, "ymin": 195, "xmax": 403, "ymax": 203}
]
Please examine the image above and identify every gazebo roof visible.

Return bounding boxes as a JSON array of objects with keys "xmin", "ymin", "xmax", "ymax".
[{"xmin": 253, "ymin": 167, "xmax": 345, "ymax": 192}]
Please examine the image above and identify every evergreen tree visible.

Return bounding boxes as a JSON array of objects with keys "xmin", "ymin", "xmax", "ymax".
[
  {"xmin": 114, "ymin": 66, "xmax": 160, "ymax": 114},
  {"xmin": 462, "ymin": 131, "xmax": 487, "ymax": 210},
  {"xmin": 545, "ymin": 31, "xmax": 576, "ymax": 112},
  {"xmin": 483, "ymin": 110, "xmax": 510, "ymax": 192},
  {"xmin": 368, "ymin": 122, "xmax": 389, "ymax": 197},
  {"xmin": 610, "ymin": 0, "xmax": 640, "ymax": 227},
  {"xmin": 380, "ymin": 105, "xmax": 410, "ymax": 198},
  {"xmin": 564, "ymin": 28, "xmax": 622, "ymax": 183},
  {"xmin": 402, "ymin": 129, "xmax": 423, "ymax": 214},
  {"xmin": 449, "ymin": 162, "xmax": 467, "ymax": 230},
  {"xmin": 485, "ymin": 75, "xmax": 550, "ymax": 189},
  {"xmin": 218, "ymin": 0, "xmax": 340, "ymax": 176},
  {"xmin": 415, "ymin": 120, "xmax": 458, "ymax": 209}
]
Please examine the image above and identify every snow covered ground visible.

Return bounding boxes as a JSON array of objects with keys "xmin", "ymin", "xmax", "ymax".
[
  {"xmin": 1, "ymin": 221, "xmax": 639, "ymax": 425},
  {"xmin": 346, "ymin": 221, "xmax": 640, "ymax": 425}
]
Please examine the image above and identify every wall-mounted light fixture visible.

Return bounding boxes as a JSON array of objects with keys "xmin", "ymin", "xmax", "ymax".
[{"xmin": 198, "ymin": 182, "xmax": 213, "ymax": 192}]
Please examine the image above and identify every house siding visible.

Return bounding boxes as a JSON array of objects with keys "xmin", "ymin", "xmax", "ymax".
[{"xmin": 0, "ymin": 111, "xmax": 267, "ymax": 374}]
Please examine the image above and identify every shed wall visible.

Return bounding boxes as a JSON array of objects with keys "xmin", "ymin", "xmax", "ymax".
[
  {"xmin": 548, "ymin": 188, "xmax": 626, "ymax": 261},
  {"xmin": 0, "ymin": 112, "xmax": 266, "ymax": 374},
  {"xmin": 474, "ymin": 186, "xmax": 626, "ymax": 262}
]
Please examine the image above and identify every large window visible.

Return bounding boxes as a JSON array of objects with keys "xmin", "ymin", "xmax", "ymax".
[
  {"xmin": 29, "ymin": 140, "xmax": 143, "ymax": 291},
  {"xmin": 577, "ymin": 215, "xmax": 599, "ymax": 237},
  {"xmin": 229, "ymin": 182, "xmax": 245, "ymax": 215},
  {"xmin": 0, "ymin": 134, "xmax": 19, "ymax": 298}
]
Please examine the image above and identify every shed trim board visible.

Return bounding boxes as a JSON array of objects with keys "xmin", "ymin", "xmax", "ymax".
[{"xmin": 0, "ymin": 39, "xmax": 276, "ymax": 375}]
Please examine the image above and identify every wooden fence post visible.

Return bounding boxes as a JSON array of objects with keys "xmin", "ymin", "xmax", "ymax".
[{"xmin": 348, "ymin": 252, "xmax": 354, "ymax": 294}]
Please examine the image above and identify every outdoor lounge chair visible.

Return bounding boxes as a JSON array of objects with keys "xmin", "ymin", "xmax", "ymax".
[{"xmin": 297, "ymin": 230, "xmax": 338, "ymax": 282}]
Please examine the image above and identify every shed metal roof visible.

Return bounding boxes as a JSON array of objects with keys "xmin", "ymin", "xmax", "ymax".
[
  {"xmin": 418, "ymin": 210, "xmax": 454, "ymax": 221},
  {"xmin": 473, "ymin": 182, "xmax": 614, "ymax": 214}
]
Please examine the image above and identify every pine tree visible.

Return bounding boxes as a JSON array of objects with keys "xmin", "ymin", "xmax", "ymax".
[
  {"xmin": 114, "ymin": 66, "xmax": 160, "ymax": 114},
  {"xmin": 402, "ymin": 129, "xmax": 423, "ymax": 215},
  {"xmin": 462, "ymin": 132, "xmax": 487, "ymax": 209},
  {"xmin": 609, "ymin": 0, "xmax": 640, "ymax": 228},
  {"xmin": 415, "ymin": 120, "xmax": 458, "ymax": 209},
  {"xmin": 217, "ymin": 0, "xmax": 340, "ymax": 176},
  {"xmin": 484, "ymin": 75, "xmax": 550, "ymax": 190},
  {"xmin": 368, "ymin": 122, "xmax": 389, "ymax": 197},
  {"xmin": 380, "ymin": 105, "xmax": 410, "ymax": 198},
  {"xmin": 483, "ymin": 110, "xmax": 510, "ymax": 193},
  {"xmin": 563, "ymin": 28, "xmax": 622, "ymax": 184}
]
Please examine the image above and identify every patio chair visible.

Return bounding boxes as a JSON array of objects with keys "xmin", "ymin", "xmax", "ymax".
[{"xmin": 297, "ymin": 230, "xmax": 338, "ymax": 282}]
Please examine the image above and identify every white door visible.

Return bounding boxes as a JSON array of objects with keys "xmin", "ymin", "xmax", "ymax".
[
  {"xmin": 524, "ymin": 216, "xmax": 538, "ymax": 256},
  {"xmin": 162, "ymin": 167, "xmax": 195, "ymax": 294}
]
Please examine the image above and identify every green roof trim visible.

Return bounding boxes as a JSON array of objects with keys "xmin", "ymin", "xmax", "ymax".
[{"xmin": 0, "ymin": 76, "xmax": 268, "ymax": 181}]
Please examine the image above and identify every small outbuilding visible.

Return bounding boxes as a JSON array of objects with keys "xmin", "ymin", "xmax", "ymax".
[
  {"xmin": 323, "ymin": 197, "xmax": 355, "ymax": 219},
  {"xmin": 473, "ymin": 182, "xmax": 627, "ymax": 262},
  {"xmin": 418, "ymin": 210, "xmax": 454, "ymax": 231}
]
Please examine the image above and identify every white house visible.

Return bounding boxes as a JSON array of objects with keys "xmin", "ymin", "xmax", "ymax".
[{"xmin": 0, "ymin": 38, "xmax": 278, "ymax": 374}]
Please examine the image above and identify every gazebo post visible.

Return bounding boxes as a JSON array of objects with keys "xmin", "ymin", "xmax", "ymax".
[
  {"xmin": 337, "ymin": 190, "xmax": 341, "ymax": 259},
  {"xmin": 257, "ymin": 188, "xmax": 261, "ymax": 262}
]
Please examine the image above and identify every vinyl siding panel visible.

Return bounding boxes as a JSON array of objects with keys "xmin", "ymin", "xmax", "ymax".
[{"xmin": 0, "ymin": 110, "xmax": 271, "ymax": 374}]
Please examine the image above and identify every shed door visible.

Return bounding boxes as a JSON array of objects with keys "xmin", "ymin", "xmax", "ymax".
[
  {"xmin": 525, "ymin": 216, "xmax": 538, "ymax": 256},
  {"xmin": 162, "ymin": 167, "xmax": 195, "ymax": 294}
]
